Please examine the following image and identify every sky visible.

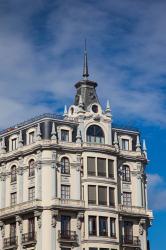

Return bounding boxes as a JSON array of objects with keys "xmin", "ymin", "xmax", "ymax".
[{"xmin": 0, "ymin": 0, "xmax": 166, "ymax": 248}]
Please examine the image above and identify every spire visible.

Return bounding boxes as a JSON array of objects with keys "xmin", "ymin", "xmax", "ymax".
[
  {"xmin": 143, "ymin": 139, "xmax": 147, "ymax": 159},
  {"xmin": 136, "ymin": 135, "xmax": 141, "ymax": 152},
  {"xmin": 82, "ymin": 39, "xmax": 89, "ymax": 79},
  {"xmin": 18, "ymin": 130, "xmax": 23, "ymax": 148},
  {"xmin": 63, "ymin": 105, "xmax": 68, "ymax": 117},
  {"xmin": 105, "ymin": 100, "xmax": 111, "ymax": 117}
]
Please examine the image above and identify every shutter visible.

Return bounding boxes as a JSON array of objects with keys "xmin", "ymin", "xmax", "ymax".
[
  {"xmin": 87, "ymin": 157, "xmax": 96, "ymax": 176},
  {"xmin": 109, "ymin": 187, "xmax": 115, "ymax": 206},
  {"xmin": 88, "ymin": 186, "xmax": 96, "ymax": 204},
  {"xmin": 98, "ymin": 186, "xmax": 107, "ymax": 205},
  {"xmin": 108, "ymin": 160, "xmax": 114, "ymax": 178},
  {"xmin": 97, "ymin": 158, "xmax": 106, "ymax": 177}
]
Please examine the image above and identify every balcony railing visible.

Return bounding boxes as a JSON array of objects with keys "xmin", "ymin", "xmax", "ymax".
[
  {"xmin": 58, "ymin": 230, "xmax": 78, "ymax": 242},
  {"xmin": 52, "ymin": 198, "xmax": 85, "ymax": 209},
  {"xmin": 121, "ymin": 235, "xmax": 141, "ymax": 246},
  {"xmin": 0, "ymin": 199, "xmax": 42, "ymax": 218},
  {"xmin": 118, "ymin": 204, "xmax": 153, "ymax": 216},
  {"xmin": 4, "ymin": 236, "xmax": 17, "ymax": 248},
  {"xmin": 22, "ymin": 232, "xmax": 36, "ymax": 244}
]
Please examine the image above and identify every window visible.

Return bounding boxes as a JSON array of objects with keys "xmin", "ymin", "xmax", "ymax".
[
  {"xmin": 61, "ymin": 215, "xmax": 71, "ymax": 238},
  {"xmin": 122, "ymin": 139, "xmax": 129, "ymax": 150},
  {"xmin": 28, "ymin": 218, "xmax": 35, "ymax": 240},
  {"xmin": 123, "ymin": 192, "xmax": 132, "ymax": 206},
  {"xmin": 89, "ymin": 248, "xmax": 97, "ymax": 250},
  {"xmin": 98, "ymin": 186, "xmax": 107, "ymax": 206},
  {"xmin": 110, "ymin": 218, "xmax": 116, "ymax": 238},
  {"xmin": 122, "ymin": 165, "xmax": 131, "ymax": 182},
  {"xmin": 87, "ymin": 125, "xmax": 105, "ymax": 144},
  {"xmin": 124, "ymin": 221, "xmax": 133, "ymax": 243},
  {"xmin": 61, "ymin": 157, "xmax": 70, "ymax": 174},
  {"xmin": 11, "ymin": 192, "xmax": 17, "ymax": 206},
  {"xmin": 92, "ymin": 104, "xmax": 98, "ymax": 113},
  {"xmin": 108, "ymin": 160, "xmax": 114, "ymax": 178},
  {"xmin": 97, "ymin": 158, "xmax": 106, "ymax": 177},
  {"xmin": 61, "ymin": 185, "xmax": 70, "ymax": 200},
  {"xmin": 87, "ymin": 157, "xmax": 96, "ymax": 176},
  {"xmin": 29, "ymin": 159, "xmax": 35, "ymax": 177},
  {"xmin": 11, "ymin": 165, "xmax": 17, "ymax": 183},
  {"xmin": 109, "ymin": 187, "xmax": 115, "ymax": 207},
  {"xmin": 88, "ymin": 216, "xmax": 97, "ymax": 236},
  {"xmin": 61, "ymin": 130, "xmax": 69, "ymax": 141},
  {"xmin": 29, "ymin": 131, "xmax": 35, "ymax": 144},
  {"xmin": 10, "ymin": 223, "xmax": 16, "ymax": 238},
  {"xmin": 11, "ymin": 138, "xmax": 17, "ymax": 150},
  {"xmin": 28, "ymin": 187, "xmax": 35, "ymax": 201},
  {"xmin": 88, "ymin": 185, "xmax": 96, "ymax": 204},
  {"xmin": 99, "ymin": 217, "xmax": 108, "ymax": 236}
]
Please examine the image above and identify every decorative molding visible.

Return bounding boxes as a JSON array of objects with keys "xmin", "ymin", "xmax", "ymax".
[{"xmin": 51, "ymin": 210, "xmax": 58, "ymax": 228}]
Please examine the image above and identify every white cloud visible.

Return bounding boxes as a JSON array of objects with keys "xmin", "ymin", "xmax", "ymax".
[
  {"xmin": 147, "ymin": 173, "xmax": 166, "ymax": 210},
  {"xmin": 0, "ymin": 0, "xmax": 166, "ymax": 129}
]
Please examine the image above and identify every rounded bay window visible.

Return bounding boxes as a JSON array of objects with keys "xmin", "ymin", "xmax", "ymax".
[{"xmin": 87, "ymin": 125, "xmax": 105, "ymax": 144}]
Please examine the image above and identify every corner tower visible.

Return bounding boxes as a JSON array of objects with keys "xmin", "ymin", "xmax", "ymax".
[{"xmin": 74, "ymin": 43, "xmax": 100, "ymax": 110}]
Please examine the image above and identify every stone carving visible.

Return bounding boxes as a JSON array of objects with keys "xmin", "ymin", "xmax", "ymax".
[
  {"xmin": 51, "ymin": 210, "xmax": 58, "ymax": 228},
  {"xmin": 77, "ymin": 213, "xmax": 84, "ymax": 230},
  {"xmin": 34, "ymin": 211, "xmax": 42, "ymax": 228}
]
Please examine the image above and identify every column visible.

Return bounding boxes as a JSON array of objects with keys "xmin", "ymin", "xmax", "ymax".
[
  {"xmin": 18, "ymin": 157, "xmax": 24, "ymax": 203},
  {"xmin": 0, "ymin": 221, "xmax": 5, "ymax": 249},
  {"xmin": 35, "ymin": 150, "xmax": 42, "ymax": 200},
  {"xmin": 51, "ymin": 210, "xmax": 58, "ymax": 250},
  {"xmin": 1, "ymin": 175, "xmax": 6, "ymax": 208},
  {"xmin": 139, "ymin": 219, "xmax": 146, "ymax": 250},
  {"xmin": 51, "ymin": 151, "xmax": 57, "ymax": 199},
  {"xmin": 76, "ymin": 213, "xmax": 84, "ymax": 250},
  {"xmin": 75, "ymin": 154, "xmax": 81, "ymax": 200},
  {"xmin": 137, "ymin": 173, "xmax": 142, "ymax": 207},
  {"xmin": 34, "ymin": 211, "xmax": 42, "ymax": 250},
  {"xmin": 16, "ymin": 215, "xmax": 23, "ymax": 250}
]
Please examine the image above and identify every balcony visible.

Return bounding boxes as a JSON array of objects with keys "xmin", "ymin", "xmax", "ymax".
[
  {"xmin": 3, "ymin": 236, "xmax": 17, "ymax": 249},
  {"xmin": 22, "ymin": 232, "xmax": 36, "ymax": 247},
  {"xmin": 58, "ymin": 230, "xmax": 78, "ymax": 245},
  {"xmin": 118, "ymin": 205, "xmax": 153, "ymax": 217},
  {"xmin": 52, "ymin": 198, "xmax": 85, "ymax": 211},
  {"xmin": 121, "ymin": 235, "xmax": 141, "ymax": 247},
  {"xmin": 0, "ymin": 199, "xmax": 42, "ymax": 219}
]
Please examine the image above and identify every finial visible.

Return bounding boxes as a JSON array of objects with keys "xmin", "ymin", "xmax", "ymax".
[
  {"xmin": 63, "ymin": 105, "xmax": 68, "ymax": 116},
  {"xmin": 113, "ymin": 131, "xmax": 119, "ymax": 151},
  {"xmin": 36, "ymin": 123, "xmax": 42, "ymax": 141},
  {"xmin": 18, "ymin": 130, "xmax": 23, "ymax": 147},
  {"xmin": 83, "ymin": 39, "xmax": 89, "ymax": 79},
  {"xmin": 143, "ymin": 139, "xmax": 147, "ymax": 159},
  {"xmin": 136, "ymin": 135, "xmax": 141, "ymax": 152},
  {"xmin": 51, "ymin": 122, "xmax": 58, "ymax": 142},
  {"xmin": 105, "ymin": 100, "xmax": 111, "ymax": 117}
]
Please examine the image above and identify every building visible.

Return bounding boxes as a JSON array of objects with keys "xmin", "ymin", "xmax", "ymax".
[{"xmin": 0, "ymin": 47, "xmax": 153, "ymax": 250}]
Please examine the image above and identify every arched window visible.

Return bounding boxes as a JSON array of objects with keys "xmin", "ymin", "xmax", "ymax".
[
  {"xmin": 122, "ymin": 165, "xmax": 131, "ymax": 182},
  {"xmin": 61, "ymin": 157, "xmax": 70, "ymax": 174},
  {"xmin": 29, "ymin": 159, "xmax": 35, "ymax": 177},
  {"xmin": 11, "ymin": 165, "xmax": 17, "ymax": 182},
  {"xmin": 87, "ymin": 125, "xmax": 105, "ymax": 144}
]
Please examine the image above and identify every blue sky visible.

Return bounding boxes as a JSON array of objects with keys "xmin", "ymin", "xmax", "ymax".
[{"xmin": 0, "ymin": 0, "xmax": 166, "ymax": 248}]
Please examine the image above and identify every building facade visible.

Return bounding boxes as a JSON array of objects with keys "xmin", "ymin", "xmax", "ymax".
[{"xmin": 0, "ymin": 49, "xmax": 153, "ymax": 250}]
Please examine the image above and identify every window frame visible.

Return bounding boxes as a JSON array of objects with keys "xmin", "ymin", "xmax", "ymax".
[
  {"xmin": 61, "ymin": 157, "xmax": 70, "ymax": 175},
  {"xmin": 11, "ymin": 165, "xmax": 17, "ymax": 183},
  {"xmin": 29, "ymin": 159, "xmax": 35, "ymax": 177},
  {"xmin": 122, "ymin": 165, "xmax": 131, "ymax": 182},
  {"xmin": 88, "ymin": 216, "xmax": 97, "ymax": 236},
  {"xmin": 61, "ymin": 185, "xmax": 70, "ymax": 200},
  {"xmin": 86, "ymin": 125, "xmax": 105, "ymax": 144},
  {"xmin": 123, "ymin": 192, "xmax": 132, "ymax": 207},
  {"xmin": 11, "ymin": 192, "xmax": 17, "ymax": 206},
  {"xmin": 28, "ymin": 187, "xmax": 35, "ymax": 201}
]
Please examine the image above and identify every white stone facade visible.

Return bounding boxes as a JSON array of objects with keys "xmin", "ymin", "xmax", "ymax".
[{"xmin": 0, "ymin": 56, "xmax": 153, "ymax": 250}]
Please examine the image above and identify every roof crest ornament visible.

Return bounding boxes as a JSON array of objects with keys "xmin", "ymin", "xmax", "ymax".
[{"xmin": 82, "ymin": 39, "xmax": 89, "ymax": 79}]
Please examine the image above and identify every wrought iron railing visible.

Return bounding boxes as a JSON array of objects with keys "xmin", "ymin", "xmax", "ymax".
[
  {"xmin": 58, "ymin": 230, "xmax": 78, "ymax": 241},
  {"xmin": 4, "ymin": 236, "xmax": 17, "ymax": 247},
  {"xmin": 22, "ymin": 232, "xmax": 36, "ymax": 243},
  {"xmin": 121, "ymin": 235, "xmax": 141, "ymax": 246}
]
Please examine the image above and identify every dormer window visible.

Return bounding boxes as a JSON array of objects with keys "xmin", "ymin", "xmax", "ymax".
[
  {"xmin": 29, "ymin": 131, "xmax": 35, "ymax": 144},
  {"xmin": 122, "ymin": 139, "xmax": 129, "ymax": 151},
  {"xmin": 61, "ymin": 130, "xmax": 69, "ymax": 142},
  {"xmin": 11, "ymin": 138, "xmax": 17, "ymax": 150},
  {"xmin": 87, "ymin": 125, "xmax": 105, "ymax": 144},
  {"xmin": 92, "ymin": 104, "xmax": 98, "ymax": 113}
]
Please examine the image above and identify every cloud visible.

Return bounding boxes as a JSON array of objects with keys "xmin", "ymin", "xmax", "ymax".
[
  {"xmin": 147, "ymin": 173, "xmax": 166, "ymax": 210},
  {"xmin": 0, "ymin": 0, "xmax": 166, "ymax": 129}
]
